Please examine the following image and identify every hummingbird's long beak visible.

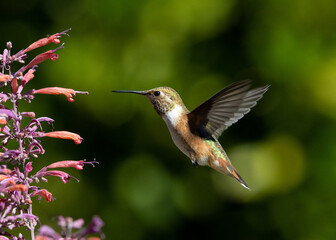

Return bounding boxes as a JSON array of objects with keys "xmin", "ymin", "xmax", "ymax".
[{"xmin": 112, "ymin": 90, "xmax": 145, "ymax": 95}]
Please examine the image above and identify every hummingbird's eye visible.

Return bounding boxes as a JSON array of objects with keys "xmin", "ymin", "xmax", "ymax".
[{"xmin": 154, "ymin": 91, "xmax": 161, "ymax": 96}]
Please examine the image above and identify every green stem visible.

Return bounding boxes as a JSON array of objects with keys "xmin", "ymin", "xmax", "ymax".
[{"xmin": 13, "ymin": 96, "xmax": 36, "ymax": 239}]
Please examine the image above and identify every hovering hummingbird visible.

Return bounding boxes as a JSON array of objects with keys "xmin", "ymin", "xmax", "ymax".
[{"xmin": 113, "ymin": 80, "xmax": 269, "ymax": 189}]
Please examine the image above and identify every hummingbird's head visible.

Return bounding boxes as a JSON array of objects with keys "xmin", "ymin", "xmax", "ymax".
[{"xmin": 113, "ymin": 87, "xmax": 185, "ymax": 116}]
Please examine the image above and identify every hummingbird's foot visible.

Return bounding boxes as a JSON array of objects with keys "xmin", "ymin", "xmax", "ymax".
[{"xmin": 192, "ymin": 160, "xmax": 198, "ymax": 167}]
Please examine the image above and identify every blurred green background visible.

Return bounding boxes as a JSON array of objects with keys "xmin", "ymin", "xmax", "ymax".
[{"xmin": 2, "ymin": 0, "xmax": 336, "ymax": 239}]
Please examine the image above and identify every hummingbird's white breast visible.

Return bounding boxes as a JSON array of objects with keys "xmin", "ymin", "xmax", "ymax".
[
  {"xmin": 163, "ymin": 104, "xmax": 184, "ymax": 127},
  {"xmin": 162, "ymin": 105, "xmax": 210, "ymax": 167},
  {"xmin": 162, "ymin": 105, "xmax": 191, "ymax": 157}
]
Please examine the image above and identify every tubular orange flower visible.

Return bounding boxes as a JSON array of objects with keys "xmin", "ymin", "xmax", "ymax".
[
  {"xmin": 47, "ymin": 160, "xmax": 85, "ymax": 170},
  {"xmin": 0, "ymin": 118, "xmax": 6, "ymax": 124},
  {"xmin": 0, "ymin": 74, "xmax": 10, "ymax": 82},
  {"xmin": 16, "ymin": 44, "xmax": 65, "ymax": 75},
  {"xmin": 21, "ymin": 112, "xmax": 36, "ymax": 118},
  {"xmin": 33, "ymin": 87, "xmax": 89, "ymax": 102},
  {"xmin": 3, "ymin": 184, "xmax": 27, "ymax": 192},
  {"xmin": 0, "ymin": 168, "xmax": 11, "ymax": 174},
  {"xmin": 44, "ymin": 131, "xmax": 83, "ymax": 144},
  {"xmin": 31, "ymin": 189, "xmax": 53, "ymax": 202},
  {"xmin": 23, "ymin": 29, "xmax": 70, "ymax": 53},
  {"xmin": 24, "ymin": 49, "xmax": 59, "ymax": 70},
  {"xmin": 1, "ymin": 179, "xmax": 16, "ymax": 187},
  {"xmin": 22, "ymin": 68, "xmax": 36, "ymax": 86},
  {"xmin": 0, "ymin": 174, "xmax": 9, "ymax": 181},
  {"xmin": 35, "ymin": 236, "xmax": 51, "ymax": 240},
  {"xmin": 37, "ymin": 170, "xmax": 72, "ymax": 183}
]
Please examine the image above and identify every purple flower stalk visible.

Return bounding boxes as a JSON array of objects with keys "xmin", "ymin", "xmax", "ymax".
[
  {"xmin": 0, "ymin": 30, "xmax": 103, "ymax": 239},
  {"xmin": 36, "ymin": 215, "xmax": 104, "ymax": 240}
]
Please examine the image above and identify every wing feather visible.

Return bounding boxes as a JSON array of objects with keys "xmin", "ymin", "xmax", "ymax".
[{"xmin": 188, "ymin": 80, "xmax": 269, "ymax": 139}]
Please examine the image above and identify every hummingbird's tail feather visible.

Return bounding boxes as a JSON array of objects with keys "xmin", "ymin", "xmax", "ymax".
[{"xmin": 210, "ymin": 155, "xmax": 250, "ymax": 190}]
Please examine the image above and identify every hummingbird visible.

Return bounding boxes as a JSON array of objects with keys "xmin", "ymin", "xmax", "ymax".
[{"xmin": 113, "ymin": 80, "xmax": 269, "ymax": 189}]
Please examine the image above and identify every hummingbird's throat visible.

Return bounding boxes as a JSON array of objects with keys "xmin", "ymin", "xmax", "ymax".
[{"xmin": 152, "ymin": 99, "xmax": 174, "ymax": 116}]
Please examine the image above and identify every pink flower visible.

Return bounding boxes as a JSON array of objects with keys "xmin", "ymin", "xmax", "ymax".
[
  {"xmin": 25, "ymin": 49, "xmax": 59, "ymax": 70},
  {"xmin": 31, "ymin": 189, "xmax": 53, "ymax": 202},
  {"xmin": 16, "ymin": 45, "xmax": 64, "ymax": 75},
  {"xmin": 2, "ymin": 184, "xmax": 27, "ymax": 192},
  {"xmin": 44, "ymin": 131, "xmax": 83, "ymax": 144},
  {"xmin": 0, "ymin": 74, "xmax": 10, "ymax": 82},
  {"xmin": 36, "ymin": 236, "xmax": 51, "ymax": 240},
  {"xmin": 23, "ymin": 29, "xmax": 71, "ymax": 53},
  {"xmin": 0, "ymin": 174, "xmax": 9, "ymax": 181},
  {"xmin": 25, "ymin": 162, "xmax": 33, "ymax": 176},
  {"xmin": 36, "ymin": 225, "xmax": 60, "ymax": 240},
  {"xmin": 33, "ymin": 87, "xmax": 89, "ymax": 102},
  {"xmin": 1, "ymin": 178, "xmax": 16, "ymax": 187},
  {"xmin": 46, "ymin": 159, "xmax": 98, "ymax": 170},
  {"xmin": 22, "ymin": 68, "xmax": 36, "ymax": 86},
  {"xmin": 0, "ymin": 168, "xmax": 11, "ymax": 175},
  {"xmin": 47, "ymin": 160, "xmax": 85, "ymax": 170},
  {"xmin": 0, "ymin": 109, "xmax": 16, "ymax": 119},
  {"xmin": 37, "ymin": 170, "xmax": 71, "ymax": 184},
  {"xmin": 21, "ymin": 112, "xmax": 36, "ymax": 118}
]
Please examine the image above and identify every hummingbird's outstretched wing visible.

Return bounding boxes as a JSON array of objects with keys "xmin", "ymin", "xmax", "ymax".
[{"xmin": 188, "ymin": 80, "xmax": 269, "ymax": 139}]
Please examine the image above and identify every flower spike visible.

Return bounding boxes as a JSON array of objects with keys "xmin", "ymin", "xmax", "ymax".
[{"xmin": 0, "ymin": 29, "xmax": 101, "ymax": 238}]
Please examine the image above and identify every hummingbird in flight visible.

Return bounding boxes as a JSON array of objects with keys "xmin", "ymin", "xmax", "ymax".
[{"xmin": 113, "ymin": 80, "xmax": 269, "ymax": 189}]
